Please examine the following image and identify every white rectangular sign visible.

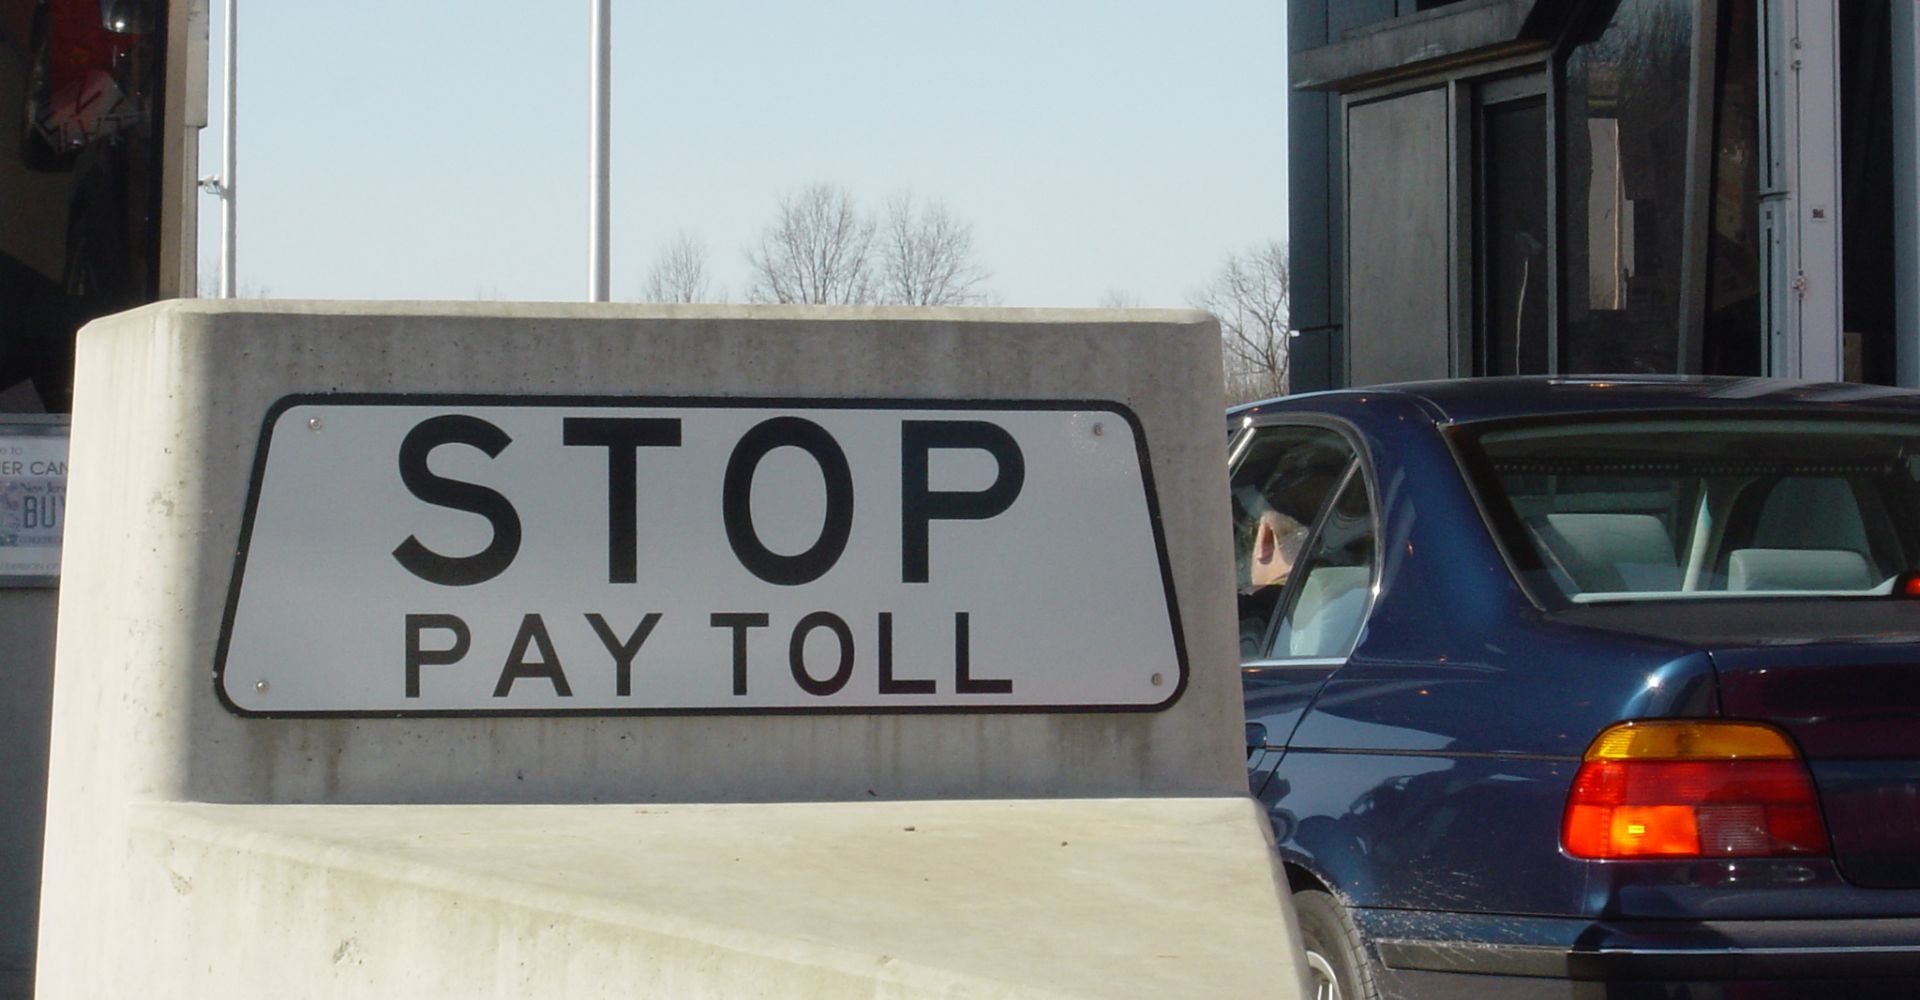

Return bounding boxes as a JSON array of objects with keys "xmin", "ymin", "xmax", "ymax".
[
  {"xmin": 0, "ymin": 424, "xmax": 68, "ymax": 581},
  {"xmin": 216, "ymin": 396, "xmax": 1188, "ymax": 716}
]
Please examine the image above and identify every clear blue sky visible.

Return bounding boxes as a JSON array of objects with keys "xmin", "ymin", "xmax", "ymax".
[{"xmin": 196, "ymin": 1, "xmax": 1288, "ymax": 308}]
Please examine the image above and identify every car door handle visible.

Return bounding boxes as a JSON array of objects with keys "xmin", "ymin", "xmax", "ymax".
[{"xmin": 1245, "ymin": 722, "xmax": 1269, "ymax": 758}]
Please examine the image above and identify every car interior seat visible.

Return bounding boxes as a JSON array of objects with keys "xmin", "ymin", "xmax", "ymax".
[
  {"xmin": 1285, "ymin": 564, "xmax": 1370, "ymax": 658},
  {"xmin": 1530, "ymin": 512, "xmax": 1682, "ymax": 594},
  {"xmin": 1727, "ymin": 547, "xmax": 1873, "ymax": 591}
]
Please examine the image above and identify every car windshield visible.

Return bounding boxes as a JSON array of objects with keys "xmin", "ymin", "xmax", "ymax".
[{"xmin": 1461, "ymin": 415, "xmax": 1920, "ymax": 603}]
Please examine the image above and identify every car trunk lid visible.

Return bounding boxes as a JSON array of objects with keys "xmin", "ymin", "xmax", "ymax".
[{"xmin": 1713, "ymin": 641, "xmax": 1920, "ymax": 888}]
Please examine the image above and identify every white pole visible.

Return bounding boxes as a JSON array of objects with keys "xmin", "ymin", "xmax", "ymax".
[
  {"xmin": 1761, "ymin": 0, "xmax": 1844, "ymax": 380},
  {"xmin": 588, "ymin": 0, "xmax": 610, "ymax": 302},
  {"xmin": 219, "ymin": 0, "xmax": 236, "ymax": 298}
]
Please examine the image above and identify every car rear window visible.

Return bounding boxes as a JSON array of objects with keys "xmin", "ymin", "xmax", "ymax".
[{"xmin": 1459, "ymin": 416, "xmax": 1920, "ymax": 603}]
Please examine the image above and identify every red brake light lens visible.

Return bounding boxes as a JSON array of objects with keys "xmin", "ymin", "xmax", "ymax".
[{"xmin": 1562, "ymin": 721, "xmax": 1830, "ymax": 860}]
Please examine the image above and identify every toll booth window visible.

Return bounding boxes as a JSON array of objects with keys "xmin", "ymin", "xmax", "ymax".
[
  {"xmin": 2, "ymin": 0, "xmax": 165, "ymax": 413},
  {"xmin": 1558, "ymin": 0, "xmax": 1694, "ymax": 375},
  {"xmin": 1230, "ymin": 424, "xmax": 1355, "ymax": 660},
  {"xmin": 1477, "ymin": 86, "xmax": 1549, "ymax": 376},
  {"xmin": 1701, "ymin": 0, "xmax": 1762, "ymax": 376}
]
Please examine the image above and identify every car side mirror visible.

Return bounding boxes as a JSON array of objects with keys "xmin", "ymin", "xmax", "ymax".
[{"xmin": 1245, "ymin": 721, "xmax": 1268, "ymax": 759}]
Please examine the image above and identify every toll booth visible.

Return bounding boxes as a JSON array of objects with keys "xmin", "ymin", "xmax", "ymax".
[
  {"xmin": 1287, "ymin": 0, "xmax": 1920, "ymax": 390},
  {"xmin": 1, "ymin": 1, "xmax": 203, "ymax": 993}
]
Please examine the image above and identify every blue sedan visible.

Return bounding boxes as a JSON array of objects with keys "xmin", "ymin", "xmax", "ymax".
[{"xmin": 1228, "ymin": 376, "xmax": 1920, "ymax": 999}]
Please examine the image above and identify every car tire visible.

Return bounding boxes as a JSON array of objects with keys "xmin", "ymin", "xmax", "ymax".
[{"xmin": 1293, "ymin": 888, "xmax": 1378, "ymax": 1000}]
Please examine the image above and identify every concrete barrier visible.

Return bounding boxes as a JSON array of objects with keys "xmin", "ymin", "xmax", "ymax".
[{"xmin": 36, "ymin": 301, "xmax": 1306, "ymax": 998}]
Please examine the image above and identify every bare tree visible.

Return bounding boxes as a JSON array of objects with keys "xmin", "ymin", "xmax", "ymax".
[
  {"xmin": 195, "ymin": 266, "xmax": 272, "ymax": 299},
  {"xmin": 745, "ymin": 183, "xmax": 877, "ymax": 304},
  {"xmin": 1097, "ymin": 287, "xmax": 1144, "ymax": 309},
  {"xmin": 643, "ymin": 231, "xmax": 720, "ymax": 303},
  {"xmin": 876, "ymin": 192, "xmax": 991, "ymax": 306},
  {"xmin": 1193, "ymin": 240, "xmax": 1291, "ymax": 403}
]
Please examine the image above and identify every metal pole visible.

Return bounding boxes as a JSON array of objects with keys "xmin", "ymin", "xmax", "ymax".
[
  {"xmin": 588, "ymin": 0, "xmax": 610, "ymax": 302},
  {"xmin": 219, "ymin": 0, "xmax": 237, "ymax": 298}
]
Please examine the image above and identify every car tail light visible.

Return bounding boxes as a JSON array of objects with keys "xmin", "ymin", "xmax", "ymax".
[{"xmin": 1562, "ymin": 720, "xmax": 1830, "ymax": 860}]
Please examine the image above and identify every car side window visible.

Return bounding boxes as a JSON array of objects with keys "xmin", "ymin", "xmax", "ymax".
[
  {"xmin": 1269, "ymin": 470, "xmax": 1376, "ymax": 659},
  {"xmin": 1230, "ymin": 424, "xmax": 1356, "ymax": 660}
]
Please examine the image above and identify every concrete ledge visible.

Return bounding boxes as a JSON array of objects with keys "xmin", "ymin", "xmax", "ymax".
[{"xmin": 60, "ymin": 797, "xmax": 1302, "ymax": 998}]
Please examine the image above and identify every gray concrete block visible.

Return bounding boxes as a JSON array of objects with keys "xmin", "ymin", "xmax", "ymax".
[{"xmin": 36, "ymin": 301, "xmax": 1304, "ymax": 998}]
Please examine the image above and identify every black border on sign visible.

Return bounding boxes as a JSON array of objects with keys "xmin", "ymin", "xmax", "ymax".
[{"xmin": 213, "ymin": 394, "xmax": 1191, "ymax": 719}]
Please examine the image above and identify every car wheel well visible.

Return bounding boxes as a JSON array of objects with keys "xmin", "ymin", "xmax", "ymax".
[{"xmin": 1284, "ymin": 860, "xmax": 1327, "ymax": 895}]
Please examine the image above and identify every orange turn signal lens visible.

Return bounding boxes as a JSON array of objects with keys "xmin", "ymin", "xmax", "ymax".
[
  {"xmin": 1585, "ymin": 720, "xmax": 1797, "ymax": 762},
  {"xmin": 1563, "ymin": 721, "xmax": 1829, "ymax": 860}
]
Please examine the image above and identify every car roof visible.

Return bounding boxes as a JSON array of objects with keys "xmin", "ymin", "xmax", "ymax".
[{"xmin": 1229, "ymin": 375, "xmax": 1920, "ymax": 427}]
